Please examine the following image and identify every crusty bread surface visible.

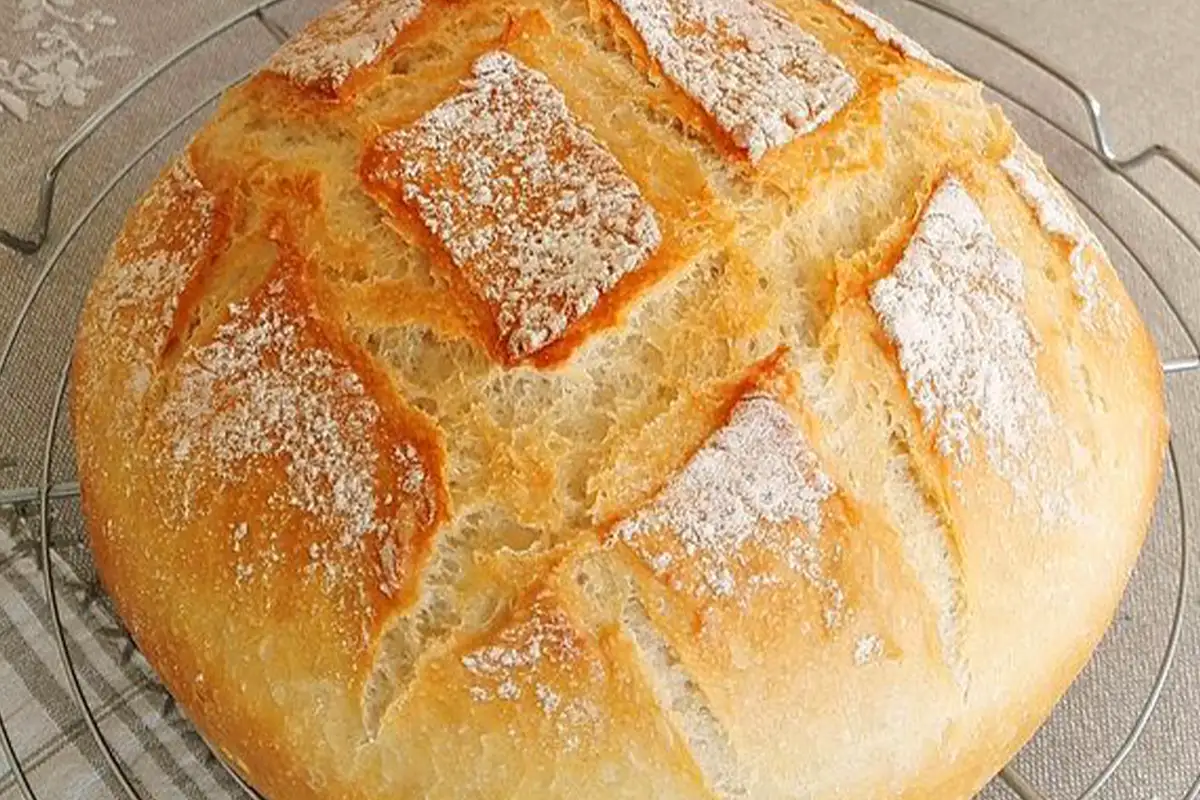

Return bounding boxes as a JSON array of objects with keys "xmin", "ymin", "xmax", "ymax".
[{"xmin": 70, "ymin": 0, "xmax": 1168, "ymax": 798}]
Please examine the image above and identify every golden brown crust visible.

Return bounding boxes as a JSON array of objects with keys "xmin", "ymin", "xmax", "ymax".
[{"xmin": 72, "ymin": 0, "xmax": 1168, "ymax": 798}]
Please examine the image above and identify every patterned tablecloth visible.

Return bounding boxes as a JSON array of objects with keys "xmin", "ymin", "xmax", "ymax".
[{"xmin": 1, "ymin": 0, "xmax": 1198, "ymax": 797}]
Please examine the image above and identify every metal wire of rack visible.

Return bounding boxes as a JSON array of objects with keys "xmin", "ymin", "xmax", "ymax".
[{"xmin": 0, "ymin": 1, "xmax": 1198, "ymax": 798}]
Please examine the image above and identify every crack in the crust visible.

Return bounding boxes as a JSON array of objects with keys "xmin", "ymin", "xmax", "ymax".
[
  {"xmin": 880, "ymin": 422, "xmax": 970, "ymax": 692},
  {"xmin": 133, "ymin": 233, "xmax": 279, "ymax": 449},
  {"xmin": 619, "ymin": 594, "xmax": 747, "ymax": 798},
  {"xmin": 360, "ymin": 505, "xmax": 546, "ymax": 738},
  {"xmin": 156, "ymin": 242, "xmax": 273, "ymax": 372},
  {"xmin": 1065, "ymin": 338, "xmax": 1107, "ymax": 414},
  {"xmin": 571, "ymin": 0, "xmax": 765, "ymax": 208},
  {"xmin": 800, "ymin": 341, "xmax": 969, "ymax": 691},
  {"xmin": 361, "ymin": 597, "xmax": 452, "ymax": 738}
]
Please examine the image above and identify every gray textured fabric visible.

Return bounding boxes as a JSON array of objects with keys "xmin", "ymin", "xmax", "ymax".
[{"xmin": 0, "ymin": 0, "xmax": 1197, "ymax": 798}]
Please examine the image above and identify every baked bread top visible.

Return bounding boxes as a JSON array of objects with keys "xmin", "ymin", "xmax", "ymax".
[{"xmin": 70, "ymin": 0, "xmax": 1168, "ymax": 798}]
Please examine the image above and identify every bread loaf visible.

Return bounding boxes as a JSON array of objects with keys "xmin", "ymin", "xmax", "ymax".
[{"xmin": 70, "ymin": 0, "xmax": 1168, "ymax": 797}]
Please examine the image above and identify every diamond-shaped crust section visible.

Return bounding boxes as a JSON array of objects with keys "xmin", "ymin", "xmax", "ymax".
[
  {"xmin": 870, "ymin": 177, "xmax": 1050, "ymax": 478},
  {"xmin": 612, "ymin": 394, "xmax": 839, "ymax": 604},
  {"xmin": 156, "ymin": 262, "xmax": 443, "ymax": 656},
  {"xmin": 266, "ymin": 0, "xmax": 425, "ymax": 97},
  {"xmin": 612, "ymin": 0, "xmax": 858, "ymax": 163},
  {"xmin": 365, "ymin": 52, "xmax": 662, "ymax": 361}
]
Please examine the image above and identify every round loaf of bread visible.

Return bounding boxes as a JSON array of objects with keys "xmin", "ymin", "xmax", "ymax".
[{"xmin": 71, "ymin": 0, "xmax": 1168, "ymax": 797}]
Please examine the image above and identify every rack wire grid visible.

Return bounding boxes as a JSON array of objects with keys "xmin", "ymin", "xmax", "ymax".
[{"xmin": 0, "ymin": 1, "xmax": 1198, "ymax": 798}]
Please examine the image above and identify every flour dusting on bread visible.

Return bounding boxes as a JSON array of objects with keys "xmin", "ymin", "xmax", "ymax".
[
  {"xmin": 462, "ymin": 592, "xmax": 602, "ymax": 748},
  {"xmin": 267, "ymin": 0, "xmax": 425, "ymax": 94},
  {"xmin": 871, "ymin": 177, "xmax": 1051, "ymax": 480},
  {"xmin": 614, "ymin": 394, "xmax": 841, "ymax": 611},
  {"xmin": 367, "ymin": 51, "xmax": 661, "ymax": 359},
  {"xmin": 160, "ymin": 278, "xmax": 435, "ymax": 623},
  {"xmin": 612, "ymin": 0, "xmax": 858, "ymax": 162},
  {"xmin": 854, "ymin": 634, "xmax": 883, "ymax": 665}
]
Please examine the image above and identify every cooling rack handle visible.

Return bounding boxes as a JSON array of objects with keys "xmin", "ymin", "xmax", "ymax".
[{"xmin": 0, "ymin": 0, "xmax": 290, "ymax": 258}]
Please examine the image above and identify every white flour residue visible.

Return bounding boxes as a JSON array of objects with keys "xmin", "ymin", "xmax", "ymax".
[
  {"xmin": 87, "ymin": 154, "xmax": 216, "ymax": 428},
  {"xmin": 613, "ymin": 0, "xmax": 858, "ymax": 162},
  {"xmin": 871, "ymin": 177, "xmax": 1053, "ymax": 487},
  {"xmin": 854, "ymin": 633, "xmax": 883, "ymax": 665},
  {"xmin": 370, "ymin": 51, "xmax": 661, "ymax": 359},
  {"xmin": 462, "ymin": 592, "xmax": 601, "ymax": 749},
  {"xmin": 159, "ymin": 279, "xmax": 433, "ymax": 624},
  {"xmin": 267, "ymin": 0, "xmax": 425, "ymax": 93},
  {"xmin": 613, "ymin": 394, "xmax": 842, "ymax": 618}
]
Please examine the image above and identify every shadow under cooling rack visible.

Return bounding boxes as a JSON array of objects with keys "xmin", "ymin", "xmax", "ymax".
[{"xmin": 1, "ymin": 1, "xmax": 1199, "ymax": 799}]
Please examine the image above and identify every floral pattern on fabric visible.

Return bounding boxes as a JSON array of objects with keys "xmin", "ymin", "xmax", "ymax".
[{"xmin": 1, "ymin": 0, "xmax": 132, "ymax": 122}]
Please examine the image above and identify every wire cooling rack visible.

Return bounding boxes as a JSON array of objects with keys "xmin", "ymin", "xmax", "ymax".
[{"xmin": 0, "ymin": 1, "xmax": 1198, "ymax": 798}]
